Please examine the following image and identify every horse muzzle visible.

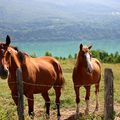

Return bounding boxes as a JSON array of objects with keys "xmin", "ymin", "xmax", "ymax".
[{"xmin": 0, "ymin": 66, "xmax": 9, "ymax": 79}]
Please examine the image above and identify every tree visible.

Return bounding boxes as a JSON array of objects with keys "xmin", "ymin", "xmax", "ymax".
[
  {"xmin": 31, "ymin": 53, "xmax": 37, "ymax": 58},
  {"xmin": 45, "ymin": 51, "xmax": 52, "ymax": 56},
  {"xmin": 68, "ymin": 54, "xmax": 73, "ymax": 59}
]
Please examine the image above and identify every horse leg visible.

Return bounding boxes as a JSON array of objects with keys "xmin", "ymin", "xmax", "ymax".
[
  {"xmin": 12, "ymin": 92, "xmax": 18, "ymax": 113},
  {"xmin": 42, "ymin": 92, "xmax": 50, "ymax": 116},
  {"xmin": 26, "ymin": 94, "xmax": 34, "ymax": 116},
  {"xmin": 74, "ymin": 86, "xmax": 80, "ymax": 115},
  {"xmin": 54, "ymin": 87, "xmax": 62, "ymax": 120},
  {"xmin": 84, "ymin": 86, "xmax": 91, "ymax": 115},
  {"xmin": 12, "ymin": 92, "xmax": 18, "ymax": 105},
  {"xmin": 94, "ymin": 84, "xmax": 99, "ymax": 112}
]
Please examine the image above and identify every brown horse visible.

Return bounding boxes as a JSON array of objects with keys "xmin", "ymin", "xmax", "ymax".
[
  {"xmin": 0, "ymin": 35, "xmax": 64, "ymax": 119},
  {"xmin": 72, "ymin": 44, "xmax": 101, "ymax": 115}
]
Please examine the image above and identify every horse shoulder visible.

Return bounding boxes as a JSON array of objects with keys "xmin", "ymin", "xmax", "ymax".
[
  {"xmin": 72, "ymin": 67, "xmax": 77, "ymax": 81},
  {"xmin": 72, "ymin": 67, "xmax": 82, "ymax": 82},
  {"xmin": 91, "ymin": 58, "xmax": 101, "ymax": 78},
  {"xmin": 91, "ymin": 58, "xmax": 101, "ymax": 69}
]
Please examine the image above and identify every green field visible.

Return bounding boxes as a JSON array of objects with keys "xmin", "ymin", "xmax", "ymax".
[{"xmin": 0, "ymin": 59, "xmax": 120, "ymax": 120}]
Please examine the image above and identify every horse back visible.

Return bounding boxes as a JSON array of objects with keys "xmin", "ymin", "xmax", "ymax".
[
  {"xmin": 26, "ymin": 56, "xmax": 64, "ymax": 86},
  {"xmin": 39, "ymin": 56, "xmax": 64, "ymax": 86}
]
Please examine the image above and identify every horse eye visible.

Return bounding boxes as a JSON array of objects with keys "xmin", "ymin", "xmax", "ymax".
[
  {"xmin": 82, "ymin": 53, "xmax": 85, "ymax": 58},
  {"xmin": 90, "ymin": 53, "xmax": 92, "ymax": 57},
  {"xmin": 1, "ymin": 49, "xmax": 5, "ymax": 55}
]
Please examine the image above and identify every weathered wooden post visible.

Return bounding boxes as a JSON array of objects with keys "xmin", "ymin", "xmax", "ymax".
[
  {"xmin": 104, "ymin": 68, "xmax": 114, "ymax": 120},
  {"xmin": 16, "ymin": 68, "xmax": 24, "ymax": 120}
]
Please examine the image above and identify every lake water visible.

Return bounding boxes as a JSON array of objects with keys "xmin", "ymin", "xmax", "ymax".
[{"xmin": 9, "ymin": 39, "xmax": 120, "ymax": 57}]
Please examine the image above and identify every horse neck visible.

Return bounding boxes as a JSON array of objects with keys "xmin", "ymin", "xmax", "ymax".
[
  {"xmin": 9, "ymin": 56, "xmax": 19, "ymax": 76},
  {"xmin": 75, "ymin": 57, "xmax": 85, "ymax": 70}
]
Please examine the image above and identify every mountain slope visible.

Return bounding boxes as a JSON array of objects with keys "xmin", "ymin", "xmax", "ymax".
[{"xmin": 0, "ymin": 0, "xmax": 120, "ymax": 41}]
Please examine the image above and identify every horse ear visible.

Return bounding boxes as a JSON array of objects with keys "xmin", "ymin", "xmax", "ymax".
[
  {"xmin": 80, "ymin": 44, "xmax": 83, "ymax": 51},
  {"xmin": 88, "ymin": 45, "xmax": 92, "ymax": 50},
  {"xmin": 17, "ymin": 51, "xmax": 25, "ymax": 64},
  {"xmin": 6, "ymin": 35, "xmax": 11, "ymax": 46}
]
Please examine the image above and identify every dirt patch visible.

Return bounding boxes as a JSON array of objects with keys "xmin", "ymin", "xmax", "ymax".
[{"xmin": 32, "ymin": 104, "xmax": 120, "ymax": 120}]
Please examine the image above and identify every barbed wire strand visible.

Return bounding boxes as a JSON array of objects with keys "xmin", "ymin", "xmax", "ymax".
[
  {"xmin": 0, "ymin": 81, "xmax": 119, "ymax": 119},
  {"xmin": 7, "ymin": 81, "xmax": 100, "ymax": 88}
]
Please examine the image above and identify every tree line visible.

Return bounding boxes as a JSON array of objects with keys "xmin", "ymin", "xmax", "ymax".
[
  {"xmin": 91, "ymin": 50, "xmax": 120, "ymax": 63},
  {"xmin": 31, "ymin": 50, "xmax": 120, "ymax": 63}
]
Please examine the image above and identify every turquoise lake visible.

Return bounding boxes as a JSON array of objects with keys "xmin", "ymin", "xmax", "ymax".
[{"xmin": 7, "ymin": 39, "xmax": 120, "ymax": 57}]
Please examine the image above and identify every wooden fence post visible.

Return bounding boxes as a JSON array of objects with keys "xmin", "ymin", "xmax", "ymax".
[
  {"xmin": 104, "ymin": 68, "xmax": 114, "ymax": 120},
  {"xmin": 16, "ymin": 68, "xmax": 24, "ymax": 120}
]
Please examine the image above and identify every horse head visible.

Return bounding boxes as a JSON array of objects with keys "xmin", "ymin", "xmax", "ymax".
[
  {"xmin": 77, "ymin": 44, "xmax": 93, "ymax": 73},
  {"xmin": 0, "ymin": 35, "xmax": 25, "ymax": 79}
]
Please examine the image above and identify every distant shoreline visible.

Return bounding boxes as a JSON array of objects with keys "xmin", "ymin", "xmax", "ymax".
[{"xmin": 11, "ymin": 40, "xmax": 120, "ymax": 58}]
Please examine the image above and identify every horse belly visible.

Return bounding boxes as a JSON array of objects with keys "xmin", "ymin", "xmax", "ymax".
[
  {"xmin": 33, "ymin": 69, "xmax": 56, "ymax": 94},
  {"xmin": 33, "ymin": 86, "xmax": 52, "ymax": 94},
  {"xmin": 23, "ymin": 79, "xmax": 54, "ymax": 94},
  {"xmin": 23, "ymin": 60, "xmax": 57, "ymax": 94}
]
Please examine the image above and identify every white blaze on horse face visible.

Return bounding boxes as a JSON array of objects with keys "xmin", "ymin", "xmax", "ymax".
[{"xmin": 85, "ymin": 52, "xmax": 93, "ymax": 73}]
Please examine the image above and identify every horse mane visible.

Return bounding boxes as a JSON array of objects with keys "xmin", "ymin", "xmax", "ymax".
[
  {"xmin": 75, "ymin": 52, "xmax": 81, "ymax": 68},
  {"xmin": 10, "ymin": 45, "xmax": 29, "ymax": 57},
  {"xmin": 8, "ymin": 45, "xmax": 29, "ymax": 68},
  {"xmin": 11, "ymin": 46, "xmax": 19, "ymax": 52}
]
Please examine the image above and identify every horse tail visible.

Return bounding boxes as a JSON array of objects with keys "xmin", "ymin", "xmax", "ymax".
[
  {"xmin": 58, "ymin": 64, "xmax": 65, "ymax": 87},
  {"xmin": 95, "ymin": 58, "xmax": 101, "ymax": 84},
  {"xmin": 53, "ymin": 61, "xmax": 65, "ymax": 89}
]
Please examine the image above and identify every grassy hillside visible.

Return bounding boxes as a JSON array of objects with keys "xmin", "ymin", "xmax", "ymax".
[{"xmin": 0, "ymin": 60, "xmax": 120, "ymax": 119}]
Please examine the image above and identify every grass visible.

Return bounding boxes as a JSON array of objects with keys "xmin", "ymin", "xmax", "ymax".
[{"xmin": 0, "ymin": 59, "xmax": 120, "ymax": 119}]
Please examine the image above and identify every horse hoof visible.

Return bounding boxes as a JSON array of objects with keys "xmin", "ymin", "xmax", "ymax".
[
  {"xmin": 57, "ymin": 116, "xmax": 61, "ymax": 120},
  {"xmin": 29, "ymin": 112, "xmax": 35, "ymax": 119},
  {"xmin": 75, "ymin": 112, "xmax": 80, "ymax": 118},
  {"xmin": 30, "ymin": 115, "xmax": 34, "ymax": 119},
  {"xmin": 95, "ymin": 107, "xmax": 98, "ymax": 111},
  {"xmin": 85, "ymin": 109, "xmax": 89, "ymax": 115},
  {"xmin": 93, "ymin": 107, "xmax": 98, "ymax": 114},
  {"xmin": 76, "ymin": 109, "xmax": 79, "ymax": 115},
  {"xmin": 45, "ymin": 114, "xmax": 50, "ymax": 119},
  {"xmin": 75, "ymin": 114, "xmax": 79, "ymax": 119},
  {"xmin": 75, "ymin": 112, "xmax": 82, "ymax": 119},
  {"xmin": 75, "ymin": 111, "xmax": 79, "ymax": 118}
]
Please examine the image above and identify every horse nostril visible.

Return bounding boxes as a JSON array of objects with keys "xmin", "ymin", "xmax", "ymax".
[
  {"xmin": 0, "ymin": 68, "xmax": 9, "ymax": 79},
  {"xmin": 4, "ymin": 69, "xmax": 8, "ymax": 73},
  {"xmin": 0, "ymin": 66, "xmax": 3, "ymax": 75},
  {"xmin": 4, "ymin": 69, "xmax": 8, "ymax": 74}
]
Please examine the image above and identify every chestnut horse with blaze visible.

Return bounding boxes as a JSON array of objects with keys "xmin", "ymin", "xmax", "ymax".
[
  {"xmin": 72, "ymin": 44, "xmax": 101, "ymax": 115},
  {"xmin": 0, "ymin": 35, "xmax": 64, "ymax": 119}
]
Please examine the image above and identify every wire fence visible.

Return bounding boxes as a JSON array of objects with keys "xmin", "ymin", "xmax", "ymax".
[
  {"xmin": 0, "ymin": 84, "xmax": 120, "ymax": 120},
  {"xmin": 0, "ymin": 91, "xmax": 104, "ymax": 120},
  {"xmin": 0, "ymin": 69, "xmax": 120, "ymax": 120}
]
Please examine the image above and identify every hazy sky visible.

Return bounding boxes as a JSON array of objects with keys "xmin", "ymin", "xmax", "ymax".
[
  {"xmin": 0, "ymin": 0, "xmax": 120, "ymax": 23},
  {"xmin": 1, "ymin": 0, "xmax": 120, "ymax": 8},
  {"xmin": 32, "ymin": 0, "xmax": 120, "ymax": 9},
  {"xmin": 1, "ymin": 0, "xmax": 120, "ymax": 12}
]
